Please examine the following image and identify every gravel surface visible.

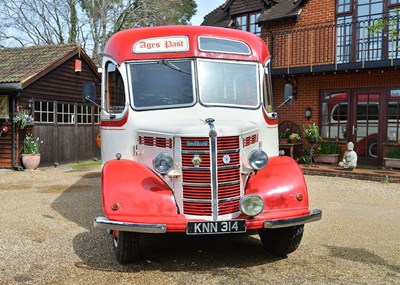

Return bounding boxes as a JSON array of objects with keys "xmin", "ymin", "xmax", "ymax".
[{"xmin": 0, "ymin": 164, "xmax": 399, "ymax": 285}]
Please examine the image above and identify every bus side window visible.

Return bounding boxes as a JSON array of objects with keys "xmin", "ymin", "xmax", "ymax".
[{"xmin": 105, "ymin": 62, "xmax": 125, "ymax": 114}]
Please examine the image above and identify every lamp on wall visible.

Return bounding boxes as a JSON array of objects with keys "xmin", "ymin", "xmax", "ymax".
[
  {"xmin": 27, "ymin": 98, "xmax": 34, "ymax": 109},
  {"xmin": 305, "ymin": 107, "xmax": 312, "ymax": 120}
]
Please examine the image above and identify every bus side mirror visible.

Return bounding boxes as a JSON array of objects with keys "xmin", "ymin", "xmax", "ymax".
[
  {"xmin": 83, "ymin": 81, "xmax": 96, "ymax": 104},
  {"xmin": 284, "ymin": 83, "xmax": 293, "ymax": 105}
]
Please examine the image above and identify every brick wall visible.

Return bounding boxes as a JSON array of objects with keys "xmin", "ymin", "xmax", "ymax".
[{"xmin": 263, "ymin": 0, "xmax": 336, "ymax": 68}]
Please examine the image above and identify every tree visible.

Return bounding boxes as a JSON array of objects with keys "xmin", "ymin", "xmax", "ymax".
[
  {"xmin": 0, "ymin": 0, "xmax": 197, "ymax": 63},
  {"xmin": 368, "ymin": 6, "xmax": 400, "ymax": 50}
]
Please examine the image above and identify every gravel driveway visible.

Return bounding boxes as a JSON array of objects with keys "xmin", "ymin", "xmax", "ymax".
[{"xmin": 0, "ymin": 164, "xmax": 399, "ymax": 285}]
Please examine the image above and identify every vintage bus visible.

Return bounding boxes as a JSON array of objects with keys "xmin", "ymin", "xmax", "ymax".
[{"xmin": 84, "ymin": 26, "xmax": 322, "ymax": 264}]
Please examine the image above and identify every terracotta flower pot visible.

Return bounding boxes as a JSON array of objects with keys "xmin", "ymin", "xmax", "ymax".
[{"xmin": 21, "ymin": 154, "xmax": 41, "ymax": 170}]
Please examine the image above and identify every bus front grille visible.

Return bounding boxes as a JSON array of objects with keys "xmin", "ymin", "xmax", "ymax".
[{"xmin": 181, "ymin": 136, "xmax": 241, "ymax": 217}]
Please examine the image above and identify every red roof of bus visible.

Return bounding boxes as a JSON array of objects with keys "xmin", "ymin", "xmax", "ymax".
[{"xmin": 103, "ymin": 26, "xmax": 270, "ymax": 63}]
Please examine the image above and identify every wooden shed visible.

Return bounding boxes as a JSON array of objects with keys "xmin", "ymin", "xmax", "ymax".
[{"xmin": 0, "ymin": 45, "xmax": 101, "ymax": 169}]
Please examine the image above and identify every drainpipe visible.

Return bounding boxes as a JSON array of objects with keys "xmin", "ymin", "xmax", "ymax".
[{"xmin": 12, "ymin": 91, "xmax": 24, "ymax": 171}]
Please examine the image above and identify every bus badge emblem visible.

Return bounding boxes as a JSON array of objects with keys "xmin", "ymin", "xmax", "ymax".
[
  {"xmin": 222, "ymin": 154, "xmax": 231, "ymax": 165},
  {"xmin": 192, "ymin": 155, "xmax": 202, "ymax": 167}
]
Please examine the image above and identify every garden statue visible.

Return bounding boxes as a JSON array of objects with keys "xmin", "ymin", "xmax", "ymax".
[{"xmin": 339, "ymin": 142, "xmax": 357, "ymax": 170}]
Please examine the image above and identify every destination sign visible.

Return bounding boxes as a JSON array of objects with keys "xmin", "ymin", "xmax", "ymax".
[{"xmin": 133, "ymin": 36, "xmax": 189, "ymax": 54}]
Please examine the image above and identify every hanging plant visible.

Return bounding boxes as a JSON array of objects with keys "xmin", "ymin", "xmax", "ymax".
[{"xmin": 13, "ymin": 111, "xmax": 34, "ymax": 129}]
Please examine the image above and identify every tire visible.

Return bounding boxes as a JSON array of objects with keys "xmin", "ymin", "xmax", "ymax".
[
  {"xmin": 367, "ymin": 139, "xmax": 378, "ymax": 158},
  {"xmin": 112, "ymin": 230, "xmax": 140, "ymax": 264},
  {"xmin": 258, "ymin": 225, "xmax": 304, "ymax": 257}
]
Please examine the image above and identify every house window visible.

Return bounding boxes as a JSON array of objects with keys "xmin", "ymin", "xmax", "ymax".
[
  {"xmin": 336, "ymin": 0, "xmax": 399, "ymax": 63},
  {"xmin": 321, "ymin": 92, "xmax": 349, "ymax": 140},
  {"xmin": 234, "ymin": 12, "xmax": 261, "ymax": 35},
  {"xmin": 34, "ymin": 101, "xmax": 54, "ymax": 123},
  {"xmin": 387, "ymin": 89, "xmax": 400, "ymax": 142},
  {"xmin": 57, "ymin": 103, "xmax": 75, "ymax": 124},
  {"xmin": 337, "ymin": 0, "xmax": 352, "ymax": 13},
  {"xmin": 388, "ymin": 8, "xmax": 400, "ymax": 59}
]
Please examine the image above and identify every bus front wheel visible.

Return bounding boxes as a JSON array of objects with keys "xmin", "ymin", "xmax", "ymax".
[
  {"xmin": 258, "ymin": 225, "xmax": 304, "ymax": 257},
  {"xmin": 112, "ymin": 230, "xmax": 140, "ymax": 264}
]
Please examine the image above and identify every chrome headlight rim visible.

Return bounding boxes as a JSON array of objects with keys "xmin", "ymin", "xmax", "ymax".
[
  {"xmin": 240, "ymin": 194, "xmax": 264, "ymax": 217},
  {"xmin": 248, "ymin": 149, "xmax": 268, "ymax": 170},
  {"xmin": 152, "ymin": 152, "xmax": 173, "ymax": 174}
]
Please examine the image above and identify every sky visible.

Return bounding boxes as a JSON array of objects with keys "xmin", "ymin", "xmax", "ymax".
[{"xmin": 191, "ymin": 0, "xmax": 227, "ymax": 25}]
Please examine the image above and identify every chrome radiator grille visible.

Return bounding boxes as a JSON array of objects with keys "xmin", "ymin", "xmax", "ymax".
[{"xmin": 181, "ymin": 136, "xmax": 241, "ymax": 217}]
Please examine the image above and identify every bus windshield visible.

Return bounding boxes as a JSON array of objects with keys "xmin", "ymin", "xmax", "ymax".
[
  {"xmin": 130, "ymin": 60, "xmax": 195, "ymax": 109},
  {"xmin": 129, "ymin": 59, "xmax": 260, "ymax": 110},
  {"xmin": 198, "ymin": 59, "xmax": 259, "ymax": 108}
]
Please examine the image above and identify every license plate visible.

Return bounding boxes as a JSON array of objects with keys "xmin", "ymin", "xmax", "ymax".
[{"xmin": 187, "ymin": 220, "xmax": 246, "ymax": 235}]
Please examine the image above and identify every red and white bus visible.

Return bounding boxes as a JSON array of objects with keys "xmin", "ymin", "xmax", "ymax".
[{"xmin": 84, "ymin": 26, "xmax": 321, "ymax": 264}]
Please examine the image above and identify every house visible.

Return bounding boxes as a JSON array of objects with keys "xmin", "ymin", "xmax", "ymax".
[
  {"xmin": 0, "ymin": 45, "xmax": 101, "ymax": 169},
  {"xmin": 202, "ymin": 0, "xmax": 400, "ymax": 167}
]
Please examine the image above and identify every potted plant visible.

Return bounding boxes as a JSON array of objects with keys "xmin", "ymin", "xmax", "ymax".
[
  {"xmin": 315, "ymin": 141, "xmax": 340, "ymax": 164},
  {"xmin": 279, "ymin": 128, "xmax": 290, "ymax": 144},
  {"xmin": 304, "ymin": 123, "xmax": 319, "ymax": 144},
  {"xmin": 383, "ymin": 145, "xmax": 400, "ymax": 169},
  {"xmin": 289, "ymin": 133, "xmax": 301, "ymax": 143},
  {"xmin": 21, "ymin": 133, "xmax": 42, "ymax": 170}
]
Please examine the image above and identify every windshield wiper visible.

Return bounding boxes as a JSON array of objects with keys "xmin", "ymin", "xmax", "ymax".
[{"xmin": 161, "ymin": 60, "xmax": 192, "ymax": 75}]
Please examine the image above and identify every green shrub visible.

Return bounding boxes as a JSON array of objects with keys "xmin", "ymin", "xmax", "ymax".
[
  {"xmin": 317, "ymin": 141, "xmax": 339, "ymax": 154},
  {"xmin": 385, "ymin": 146, "xmax": 400, "ymax": 159}
]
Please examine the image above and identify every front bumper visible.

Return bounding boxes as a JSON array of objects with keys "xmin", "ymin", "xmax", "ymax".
[
  {"xmin": 94, "ymin": 216, "xmax": 167, "ymax": 233},
  {"xmin": 263, "ymin": 208, "xmax": 322, "ymax": 229},
  {"xmin": 94, "ymin": 208, "xmax": 322, "ymax": 233}
]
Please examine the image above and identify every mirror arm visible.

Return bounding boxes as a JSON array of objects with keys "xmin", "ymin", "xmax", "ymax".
[
  {"xmin": 85, "ymin": 96, "xmax": 107, "ymax": 113},
  {"xmin": 276, "ymin": 96, "xmax": 292, "ymax": 110}
]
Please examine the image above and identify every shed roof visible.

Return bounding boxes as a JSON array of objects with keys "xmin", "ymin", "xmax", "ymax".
[{"xmin": 0, "ymin": 45, "xmax": 98, "ymax": 90}]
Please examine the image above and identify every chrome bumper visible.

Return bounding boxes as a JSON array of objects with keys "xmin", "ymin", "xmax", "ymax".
[
  {"xmin": 94, "ymin": 216, "xmax": 167, "ymax": 234},
  {"xmin": 263, "ymin": 209, "xmax": 322, "ymax": 229}
]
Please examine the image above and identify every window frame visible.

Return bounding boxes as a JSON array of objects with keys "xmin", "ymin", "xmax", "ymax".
[
  {"xmin": 33, "ymin": 100, "xmax": 55, "ymax": 123},
  {"xmin": 234, "ymin": 11, "xmax": 261, "ymax": 36},
  {"xmin": 335, "ymin": 0, "xmax": 400, "ymax": 63}
]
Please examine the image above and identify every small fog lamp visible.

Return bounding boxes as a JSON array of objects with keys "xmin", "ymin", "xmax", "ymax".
[
  {"xmin": 248, "ymin": 149, "xmax": 268, "ymax": 170},
  {"xmin": 153, "ymin": 153, "xmax": 173, "ymax": 174},
  {"xmin": 240, "ymin": 194, "xmax": 264, "ymax": 217}
]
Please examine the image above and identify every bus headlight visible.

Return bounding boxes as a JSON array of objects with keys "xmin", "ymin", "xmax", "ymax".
[
  {"xmin": 240, "ymin": 194, "xmax": 264, "ymax": 217},
  {"xmin": 153, "ymin": 153, "xmax": 173, "ymax": 174},
  {"xmin": 248, "ymin": 149, "xmax": 268, "ymax": 170}
]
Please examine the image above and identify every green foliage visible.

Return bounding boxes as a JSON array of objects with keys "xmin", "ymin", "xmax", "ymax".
[
  {"xmin": 385, "ymin": 145, "xmax": 400, "ymax": 158},
  {"xmin": 296, "ymin": 145, "xmax": 312, "ymax": 164},
  {"xmin": 22, "ymin": 134, "xmax": 42, "ymax": 154},
  {"xmin": 368, "ymin": 8, "xmax": 400, "ymax": 49},
  {"xmin": 304, "ymin": 123, "xmax": 319, "ymax": 139},
  {"xmin": 279, "ymin": 127, "xmax": 292, "ymax": 139},
  {"xmin": 316, "ymin": 141, "xmax": 339, "ymax": 154}
]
